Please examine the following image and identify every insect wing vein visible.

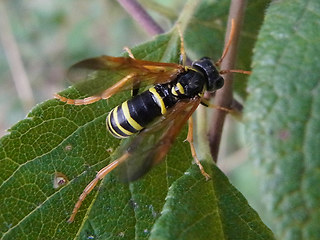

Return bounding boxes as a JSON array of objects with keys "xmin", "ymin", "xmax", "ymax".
[{"xmin": 66, "ymin": 56, "xmax": 184, "ymax": 97}]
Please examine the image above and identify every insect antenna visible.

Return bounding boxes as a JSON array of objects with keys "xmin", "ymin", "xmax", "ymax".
[
  {"xmin": 215, "ymin": 19, "xmax": 236, "ymax": 67},
  {"xmin": 215, "ymin": 19, "xmax": 251, "ymax": 76},
  {"xmin": 219, "ymin": 69, "xmax": 251, "ymax": 75}
]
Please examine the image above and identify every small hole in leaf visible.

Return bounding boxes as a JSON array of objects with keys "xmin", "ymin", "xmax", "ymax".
[
  {"xmin": 106, "ymin": 147, "xmax": 114, "ymax": 153},
  {"xmin": 53, "ymin": 172, "xmax": 69, "ymax": 189},
  {"xmin": 65, "ymin": 144, "xmax": 73, "ymax": 151}
]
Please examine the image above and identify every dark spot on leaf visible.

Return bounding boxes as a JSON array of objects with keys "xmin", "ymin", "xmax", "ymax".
[
  {"xmin": 129, "ymin": 199, "xmax": 139, "ymax": 209},
  {"xmin": 278, "ymin": 129, "xmax": 290, "ymax": 140}
]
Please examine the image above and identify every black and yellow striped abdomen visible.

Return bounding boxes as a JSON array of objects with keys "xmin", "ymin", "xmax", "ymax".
[
  {"xmin": 106, "ymin": 65, "xmax": 218, "ymax": 139},
  {"xmin": 107, "ymin": 84, "xmax": 176, "ymax": 138}
]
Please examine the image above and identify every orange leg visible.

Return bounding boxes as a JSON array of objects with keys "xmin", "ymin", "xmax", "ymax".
[
  {"xmin": 201, "ymin": 98, "xmax": 233, "ymax": 113},
  {"xmin": 55, "ymin": 73, "xmax": 137, "ymax": 106},
  {"xmin": 122, "ymin": 47, "xmax": 142, "ymax": 96},
  {"xmin": 68, "ymin": 153, "xmax": 129, "ymax": 223},
  {"xmin": 186, "ymin": 116, "xmax": 211, "ymax": 180},
  {"xmin": 54, "ymin": 94, "xmax": 104, "ymax": 105},
  {"xmin": 201, "ymin": 98, "xmax": 245, "ymax": 120},
  {"xmin": 100, "ymin": 73, "xmax": 137, "ymax": 100}
]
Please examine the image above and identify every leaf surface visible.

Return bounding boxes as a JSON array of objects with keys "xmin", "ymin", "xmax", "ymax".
[
  {"xmin": 0, "ymin": 1, "xmax": 275, "ymax": 239},
  {"xmin": 245, "ymin": 0, "xmax": 320, "ymax": 239},
  {"xmin": 0, "ymin": 31, "xmax": 183, "ymax": 240},
  {"xmin": 150, "ymin": 163, "xmax": 275, "ymax": 240}
]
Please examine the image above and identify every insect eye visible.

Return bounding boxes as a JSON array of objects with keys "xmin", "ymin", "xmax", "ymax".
[
  {"xmin": 214, "ymin": 76, "xmax": 224, "ymax": 90},
  {"xmin": 192, "ymin": 58, "xmax": 224, "ymax": 92},
  {"xmin": 206, "ymin": 75, "xmax": 224, "ymax": 92}
]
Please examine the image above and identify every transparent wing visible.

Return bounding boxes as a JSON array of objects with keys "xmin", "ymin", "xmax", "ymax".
[
  {"xmin": 67, "ymin": 56, "xmax": 184, "ymax": 96},
  {"xmin": 114, "ymin": 98, "xmax": 201, "ymax": 182}
]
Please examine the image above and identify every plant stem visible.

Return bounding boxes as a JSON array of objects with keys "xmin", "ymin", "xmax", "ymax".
[
  {"xmin": 175, "ymin": 0, "xmax": 200, "ymax": 34},
  {"xmin": 208, "ymin": 0, "xmax": 247, "ymax": 163},
  {"xmin": 116, "ymin": 0, "xmax": 164, "ymax": 35},
  {"xmin": 0, "ymin": 2, "xmax": 34, "ymax": 111}
]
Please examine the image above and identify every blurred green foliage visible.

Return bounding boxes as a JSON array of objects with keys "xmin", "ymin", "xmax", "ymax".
[
  {"xmin": 246, "ymin": 0, "xmax": 320, "ymax": 239},
  {"xmin": 0, "ymin": 0, "xmax": 152, "ymax": 137}
]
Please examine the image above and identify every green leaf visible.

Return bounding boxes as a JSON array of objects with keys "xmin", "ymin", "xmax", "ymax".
[
  {"xmin": 0, "ymin": 31, "xmax": 182, "ymax": 240},
  {"xmin": 150, "ymin": 162, "xmax": 275, "ymax": 240},
  {"xmin": 245, "ymin": 0, "xmax": 320, "ymax": 239},
  {"xmin": 0, "ymin": 1, "xmax": 274, "ymax": 239}
]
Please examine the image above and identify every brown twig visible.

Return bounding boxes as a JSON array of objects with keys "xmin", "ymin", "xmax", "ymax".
[
  {"xmin": 0, "ymin": 2, "xmax": 34, "ymax": 111},
  {"xmin": 117, "ymin": 0, "xmax": 198, "ymax": 66},
  {"xmin": 208, "ymin": 0, "xmax": 247, "ymax": 162},
  {"xmin": 116, "ymin": 0, "xmax": 164, "ymax": 35}
]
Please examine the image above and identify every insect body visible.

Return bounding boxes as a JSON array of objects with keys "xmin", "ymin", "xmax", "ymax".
[
  {"xmin": 55, "ymin": 55, "xmax": 226, "ymax": 223},
  {"xmin": 106, "ymin": 57, "xmax": 224, "ymax": 139},
  {"xmin": 53, "ymin": 20, "xmax": 250, "ymax": 223}
]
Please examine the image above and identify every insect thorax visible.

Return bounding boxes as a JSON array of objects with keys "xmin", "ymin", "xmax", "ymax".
[{"xmin": 171, "ymin": 69, "xmax": 206, "ymax": 98}]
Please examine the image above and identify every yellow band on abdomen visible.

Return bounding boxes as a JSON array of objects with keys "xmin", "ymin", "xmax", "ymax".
[
  {"xmin": 149, "ymin": 87, "xmax": 167, "ymax": 115},
  {"xmin": 121, "ymin": 101, "xmax": 143, "ymax": 131}
]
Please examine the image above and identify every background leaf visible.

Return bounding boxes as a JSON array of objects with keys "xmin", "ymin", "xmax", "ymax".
[
  {"xmin": 150, "ymin": 162, "xmax": 275, "ymax": 240},
  {"xmin": 245, "ymin": 0, "xmax": 320, "ymax": 239}
]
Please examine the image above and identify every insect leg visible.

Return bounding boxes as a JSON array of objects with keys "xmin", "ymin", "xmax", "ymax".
[
  {"xmin": 68, "ymin": 153, "xmax": 130, "ymax": 223},
  {"xmin": 55, "ymin": 73, "xmax": 137, "ymax": 105},
  {"xmin": 100, "ymin": 72, "xmax": 137, "ymax": 100},
  {"xmin": 121, "ymin": 48, "xmax": 140, "ymax": 96},
  {"xmin": 131, "ymin": 86, "xmax": 140, "ymax": 97},
  {"xmin": 123, "ymin": 47, "xmax": 140, "ymax": 97},
  {"xmin": 200, "ymin": 98, "xmax": 233, "ymax": 113},
  {"xmin": 201, "ymin": 99, "xmax": 244, "ymax": 120},
  {"xmin": 54, "ymin": 94, "xmax": 104, "ymax": 105},
  {"xmin": 186, "ymin": 116, "xmax": 211, "ymax": 180}
]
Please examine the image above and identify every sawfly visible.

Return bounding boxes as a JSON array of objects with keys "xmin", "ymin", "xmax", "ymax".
[{"xmin": 55, "ymin": 21, "xmax": 249, "ymax": 222}]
